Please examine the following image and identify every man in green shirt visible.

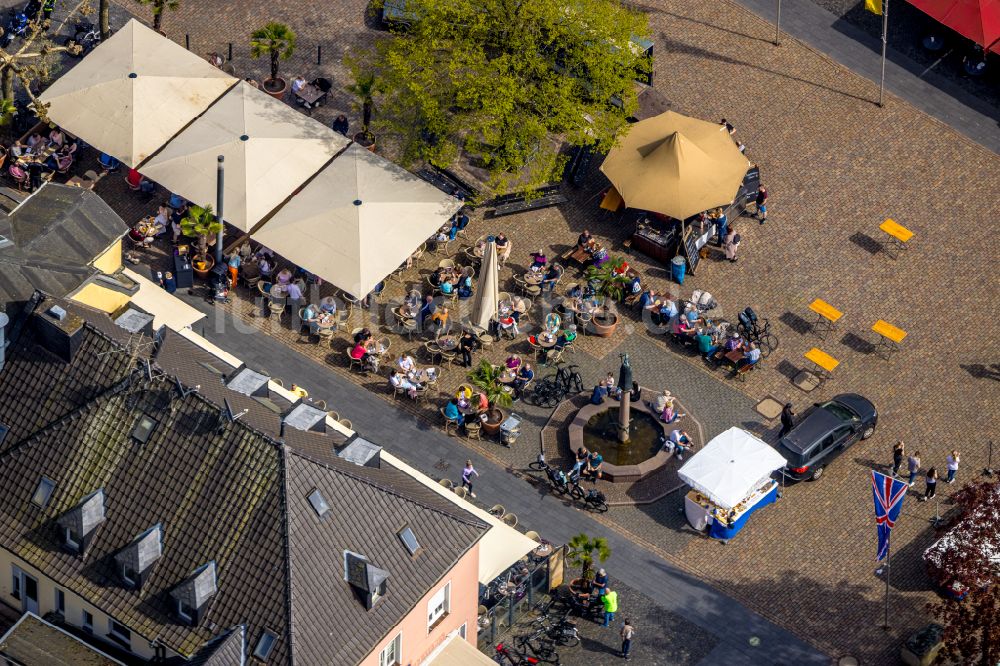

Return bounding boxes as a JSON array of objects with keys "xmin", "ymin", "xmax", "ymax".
[
  {"xmin": 601, "ymin": 585, "xmax": 619, "ymax": 626},
  {"xmin": 695, "ymin": 328, "xmax": 718, "ymax": 359}
]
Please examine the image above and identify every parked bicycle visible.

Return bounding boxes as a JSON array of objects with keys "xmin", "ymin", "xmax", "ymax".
[
  {"xmin": 513, "ymin": 628, "xmax": 560, "ymax": 664},
  {"xmin": 494, "ymin": 642, "xmax": 543, "ymax": 665},
  {"xmin": 526, "ymin": 364, "xmax": 583, "ymax": 407},
  {"xmin": 581, "ymin": 487, "xmax": 609, "ymax": 512},
  {"xmin": 528, "ymin": 453, "xmax": 575, "ymax": 496},
  {"xmin": 736, "ymin": 307, "xmax": 778, "ymax": 358}
]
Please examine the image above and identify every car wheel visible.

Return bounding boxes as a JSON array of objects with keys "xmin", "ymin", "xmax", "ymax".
[
  {"xmin": 861, "ymin": 425, "xmax": 875, "ymax": 440},
  {"xmin": 810, "ymin": 466, "xmax": 825, "ymax": 481}
]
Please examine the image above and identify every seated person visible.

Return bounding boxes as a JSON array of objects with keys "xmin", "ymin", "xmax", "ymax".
[
  {"xmin": 724, "ymin": 331, "xmax": 744, "ymax": 353},
  {"xmin": 637, "ymin": 288, "xmax": 656, "ymax": 310},
  {"xmin": 695, "ymin": 329, "xmax": 719, "ymax": 357},
  {"xmin": 301, "ymin": 303, "xmax": 320, "ymax": 334},
  {"xmin": 429, "ymin": 269, "xmax": 443, "ymax": 287},
  {"xmin": 350, "ymin": 340, "xmax": 371, "ymax": 365},
  {"xmin": 389, "ymin": 369, "xmax": 420, "ymax": 398},
  {"xmin": 605, "ymin": 372, "xmax": 618, "ymax": 398},
  {"xmin": 26, "ymin": 132, "xmax": 44, "ymax": 149},
  {"xmin": 660, "ymin": 399, "xmax": 686, "ymax": 424},
  {"xmin": 541, "ymin": 264, "xmax": 563, "ymax": 292},
  {"xmin": 529, "ymin": 249, "xmax": 547, "ymax": 270},
  {"xmin": 666, "ymin": 429, "xmax": 693, "ymax": 459},
  {"xmin": 290, "ymin": 75, "xmax": 307, "ymax": 95},
  {"xmin": 513, "ymin": 363, "xmax": 534, "ymax": 393},
  {"xmin": 590, "ymin": 381, "xmax": 608, "ymax": 405},
  {"xmin": 735, "ymin": 342, "xmax": 761, "ymax": 372},
  {"xmin": 567, "ymin": 283, "xmax": 583, "ymax": 299},
  {"xmin": 674, "ymin": 316, "xmax": 696, "ymax": 337},
  {"xmin": 494, "ymin": 233, "xmax": 511, "ymax": 260},
  {"xmin": 154, "ymin": 204, "xmax": 171, "ymax": 228},
  {"xmin": 498, "ymin": 314, "xmax": 518, "ymax": 337},
  {"xmin": 444, "ymin": 398, "xmax": 461, "ymax": 423},
  {"xmin": 457, "ymin": 274, "xmax": 473, "ymax": 299},
  {"xmin": 505, "ymin": 354, "xmax": 522, "ymax": 371},
  {"xmin": 655, "ymin": 299, "xmax": 678, "ymax": 326},
  {"xmin": 439, "ymin": 277, "xmax": 454, "ymax": 294},
  {"xmin": 47, "ymin": 149, "xmax": 73, "ymax": 172},
  {"xmin": 10, "ymin": 140, "xmax": 26, "ymax": 157},
  {"xmin": 48, "ymin": 128, "xmax": 65, "ymax": 148},
  {"xmin": 573, "ymin": 446, "xmax": 589, "ymax": 473},
  {"xmin": 577, "ymin": 229, "xmax": 592, "ymax": 249},
  {"xmin": 320, "ymin": 296, "xmax": 337, "ymax": 314},
  {"xmin": 583, "ymin": 451, "xmax": 604, "ymax": 481},
  {"xmin": 258, "ymin": 257, "xmax": 273, "ymax": 278},
  {"xmin": 475, "ymin": 391, "xmax": 489, "ymax": 413},
  {"xmin": 397, "ymin": 353, "xmax": 416, "ymax": 374},
  {"xmin": 651, "ymin": 389, "xmax": 672, "ymax": 414},
  {"xmin": 629, "ymin": 381, "xmax": 641, "ymax": 403}
]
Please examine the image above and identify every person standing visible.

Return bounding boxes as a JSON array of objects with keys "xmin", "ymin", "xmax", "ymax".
[
  {"xmin": 461, "ymin": 460, "xmax": 479, "ymax": 498},
  {"xmin": 754, "ymin": 185, "xmax": 768, "ymax": 223},
  {"xmin": 907, "ymin": 451, "xmax": 921, "ymax": 487},
  {"xmin": 777, "ymin": 403, "xmax": 795, "ymax": 439},
  {"xmin": 946, "ymin": 450, "xmax": 960, "ymax": 484},
  {"xmin": 458, "ymin": 329, "xmax": 478, "ymax": 368},
  {"xmin": 601, "ymin": 585, "xmax": 618, "ymax": 627},
  {"xmin": 891, "ymin": 441, "xmax": 905, "ymax": 476},
  {"xmin": 620, "ymin": 618, "xmax": 634, "ymax": 660},
  {"xmin": 919, "ymin": 467, "xmax": 938, "ymax": 502},
  {"xmin": 724, "ymin": 231, "xmax": 741, "ymax": 263}
]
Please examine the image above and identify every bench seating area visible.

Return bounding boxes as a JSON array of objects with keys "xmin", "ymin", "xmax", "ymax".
[
  {"xmin": 416, "ymin": 165, "xmax": 479, "ymax": 202},
  {"xmin": 487, "ymin": 185, "xmax": 567, "ymax": 218}
]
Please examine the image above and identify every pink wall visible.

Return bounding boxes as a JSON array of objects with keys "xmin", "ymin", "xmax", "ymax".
[{"xmin": 360, "ymin": 542, "xmax": 481, "ymax": 666}]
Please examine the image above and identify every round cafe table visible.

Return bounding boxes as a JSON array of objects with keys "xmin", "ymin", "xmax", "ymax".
[
  {"xmin": 524, "ymin": 272, "xmax": 544, "ymax": 285},
  {"xmin": 536, "ymin": 333, "xmax": 558, "ymax": 349},
  {"xmin": 270, "ymin": 283, "xmax": 289, "ymax": 298},
  {"xmin": 438, "ymin": 336, "xmax": 458, "ymax": 351}
]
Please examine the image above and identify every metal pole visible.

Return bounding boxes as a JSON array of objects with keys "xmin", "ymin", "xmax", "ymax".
[
  {"xmin": 185, "ymin": 33, "xmax": 190, "ymax": 51},
  {"xmin": 882, "ymin": 538, "xmax": 891, "ymax": 629},
  {"xmin": 317, "ymin": 44, "xmax": 322, "ymax": 66},
  {"xmin": 227, "ymin": 42, "xmax": 232, "ymax": 61},
  {"xmin": 215, "ymin": 155, "xmax": 225, "ymax": 265},
  {"xmin": 774, "ymin": 0, "xmax": 782, "ymax": 46},
  {"xmin": 878, "ymin": 0, "xmax": 889, "ymax": 107}
]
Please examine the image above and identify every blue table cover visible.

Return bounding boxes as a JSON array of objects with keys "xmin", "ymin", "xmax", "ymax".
[{"xmin": 708, "ymin": 482, "xmax": 779, "ymax": 540}]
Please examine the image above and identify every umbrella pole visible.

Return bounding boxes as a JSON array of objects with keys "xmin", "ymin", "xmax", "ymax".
[
  {"xmin": 877, "ymin": 0, "xmax": 889, "ymax": 107},
  {"xmin": 215, "ymin": 155, "xmax": 225, "ymax": 266},
  {"xmin": 773, "ymin": 0, "xmax": 781, "ymax": 46}
]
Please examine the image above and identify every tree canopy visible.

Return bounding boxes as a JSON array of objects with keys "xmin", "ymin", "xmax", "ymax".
[{"xmin": 371, "ymin": 0, "xmax": 651, "ymax": 194}]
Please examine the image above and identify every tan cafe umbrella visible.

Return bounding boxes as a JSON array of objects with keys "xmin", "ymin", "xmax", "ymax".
[
  {"xmin": 599, "ymin": 111, "xmax": 749, "ymax": 220},
  {"xmin": 468, "ymin": 239, "xmax": 499, "ymax": 331},
  {"xmin": 39, "ymin": 19, "xmax": 236, "ymax": 167},
  {"xmin": 142, "ymin": 82, "xmax": 349, "ymax": 233},
  {"xmin": 252, "ymin": 143, "xmax": 462, "ymax": 299}
]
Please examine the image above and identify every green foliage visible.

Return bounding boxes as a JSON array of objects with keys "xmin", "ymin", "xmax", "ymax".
[
  {"xmin": 180, "ymin": 205, "xmax": 220, "ymax": 257},
  {"xmin": 469, "ymin": 359, "xmax": 513, "ymax": 408},
  {"xmin": 135, "ymin": 0, "xmax": 180, "ymax": 31},
  {"xmin": 370, "ymin": 0, "xmax": 650, "ymax": 194},
  {"xmin": 567, "ymin": 532, "xmax": 611, "ymax": 582},
  {"xmin": 585, "ymin": 256, "xmax": 629, "ymax": 302},
  {"xmin": 0, "ymin": 99, "xmax": 15, "ymax": 127},
  {"xmin": 250, "ymin": 22, "xmax": 296, "ymax": 82},
  {"xmin": 345, "ymin": 60, "xmax": 379, "ymax": 138}
]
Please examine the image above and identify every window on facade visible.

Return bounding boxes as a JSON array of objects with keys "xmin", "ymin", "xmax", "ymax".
[
  {"xmin": 10, "ymin": 569, "xmax": 19, "ymax": 601},
  {"xmin": 379, "ymin": 633, "xmax": 401, "ymax": 666},
  {"xmin": 55, "ymin": 589, "xmax": 65, "ymax": 614},
  {"xmin": 64, "ymin": 527, "xmax": 82, "ymax": 552},
  {"xmin": 426, "ymin": 582, "xmax": 450, "ymax": 630},
  {"xmin": 121, "ymin": 564, "xmax": 138, "ymax": 588},
  {"xmin": 82, "ymin": 610, "xmax": 94, "ymax": 633},
  {"xmin": 459, "ymin": 623, "xmax": 467, "ymax": 640},
  {"xmin": 108, "ymin": 619, "xmax": 131, "ymax": 647},
  {"xmin": 176, "ymin": 599, "xmax": 196, "ymax": 623},
  {"xmin": 253, "ymin": 630, "xmax": 278, "ymax": 660}
]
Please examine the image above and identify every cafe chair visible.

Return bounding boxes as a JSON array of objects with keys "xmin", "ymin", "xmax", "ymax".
[
  {"xmin": 440, "ymin": 408, "xmax": 461, "ymax": 436},
  {"xmin": 465, "ymin": 420, "xmax": 482, "ymax": 441},
  {"xmin": 439, "ymin": 478, "xmax": 454, "ymax": 489},
  {"xmin": 502, "ymin": 513, "xmax": 519, "ymax": 528},
  {"xmin": 327, "ymin": 410, "xmax": 340, "ymax": 423},
  {"xmin": 454, "ymin": 486, "xmax": 469, "ymax": 498},
  {"xmin": 438, "ymin": 258, "xmax": 456, "ymax": 270},
  {"xmin": 338, "ymin": 418, "xmax": 353, "ymax": 430},
  {"xmin": 8, "ymin": 164, "xmax": 28, "ymax": 191},
  {"xmin": 489, "ymin": 504, "xmax": 506, "ymax": 519},
  {"xmin": 524, "ymin": 530, "xmax": 542, "ymax": 543},
  {"xmin": 346, "ymin": 349, "xmax": 364, "ymax": 373},
  {"xmin": 268, "ymin": 297, "xmax": 286, "ymax": 318},
  {"xmin": 312, "ymin": 399, "xmax": 327, "ymax": 410}
]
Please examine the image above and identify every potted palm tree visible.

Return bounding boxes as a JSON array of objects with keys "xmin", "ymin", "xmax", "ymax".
[
  {"xmin": 250, "ymin": 22, "xmax": 296, "ymax": 99},
  {"xmin": 469, "ymin": 360, "xmax": 510, "ymax": 438},
  {"xmin": 567, "ymin": 533, "xmax": 611, "ymax": 592},
  {"xmin": 346, "ymin": 67, "xmax": 378, "ymax": 151},
  {"xmin": 584, "ymin": 257, "xmax": 628, "ymax": 337},
  {"xmin": 180, "ymin": 205, "xmax": 221, "ymax": 279}
]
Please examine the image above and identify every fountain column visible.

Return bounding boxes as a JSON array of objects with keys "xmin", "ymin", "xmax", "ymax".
[{"xmin": 617, "ymin": 353, "xmax": 633, "ymax": 443}]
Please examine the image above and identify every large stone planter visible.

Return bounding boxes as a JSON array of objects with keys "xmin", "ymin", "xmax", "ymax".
[
  {"xmin": 263, "ymin": 77, "xmax": 287, "ymax": 100},
  {"xmin": 482, "ymin": 407, "xmax": 505, "ymax": 439},
  {"xmin": 589, "ymin": 312, "xmax": 618, "ymax": 337},
  {"xmin": 567, "ymin": 400, "xmax": 670, "ymax": 482}
]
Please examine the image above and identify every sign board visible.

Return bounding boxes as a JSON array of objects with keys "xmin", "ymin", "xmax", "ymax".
[
  {"xmin": 547, "ymin": 546, "xmax": 565, "ymax": 590},
  {"xmin": 741, "ymin": 165, "xmax": 761, "ymax": 205},
  {"xmin": 683, "ymin": 228, "xmax": 701, "ymax": 274}
]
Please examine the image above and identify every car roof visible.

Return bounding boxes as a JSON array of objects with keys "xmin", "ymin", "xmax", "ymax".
[{"xmin": 780, "ymin": 407, "xmax": 843, "ymax": 453}]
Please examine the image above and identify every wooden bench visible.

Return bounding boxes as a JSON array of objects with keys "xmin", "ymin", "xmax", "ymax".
[
  {"xmin": 489, "ymin": 193, "xmax": 567, "ymax": 218},
  {"xmin": 564, "ymin": 144, "xmax": 594, "ymax": 188},
  {"xmin": 872, "ymin": 320, "xmax": 906, "ymax": 360},
  {"xmin": 735, "ymin": 360, "xmax": 760, "ymax": 381},
  {"xmin": 879, "ymin": 218, "xmax": 913, "ymax": 257},
  {"xmin": 808, "ymin": 298, "xmax": 843, "ymax": 338},
  {"xmin": 804, "ymin": 347, "xmax": 839, "ymax": 385},
  {"xmin": 416, "ymin": 166, "xmax": 478, "ymax": 202}
]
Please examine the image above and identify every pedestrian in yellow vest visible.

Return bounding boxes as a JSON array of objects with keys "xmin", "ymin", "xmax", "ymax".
[{"xmin": 601, "ymin": 586, "xmax": 618, "ymax": 627}]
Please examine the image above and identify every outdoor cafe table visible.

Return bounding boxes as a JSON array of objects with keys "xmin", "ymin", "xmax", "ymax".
[
  {"xmin": 523, "ymin": 272, "xmax": 544, "ymax": 285},
  {"xmin": 315, "ymin": 313, "xmax": 337, "ymax": 330},
  {"xmin": 270, "ymin": 283, "xmax": 289, "ymax": 298},
  {"xmin": 393, "ymin": 306, "xmax": 417, "ymax": 321},
  {"xmin": 295, "ymin": 83, "xmax": 324, "ymax": 105},
  {"xmin": 438, "ymin": 335, "xmax": 458, "ymax": 351},
  {"xmin": 535, "ymin": 332, "xmax": 559, "ymax": 349},
  {"xmin": 723, "ymin": 349, "xmax": 743, "ymax": 366}
]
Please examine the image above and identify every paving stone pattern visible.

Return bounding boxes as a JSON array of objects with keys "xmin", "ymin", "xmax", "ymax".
[{"xmin": 88, "ymin": 0, "xmax": 1000, "ymax": 663}]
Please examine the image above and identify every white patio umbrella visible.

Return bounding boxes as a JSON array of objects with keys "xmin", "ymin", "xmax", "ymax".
[
  {"xmin": 141, "ymin": 81, "xmax": 348, "ymax": 232},
  {"xmin": 468, "ymin": 239, "xmax": 499, "ymax": 331},
  {"xmin": 677, "ymin": 427, "xmax": 787, "ymax": 509},
  {"xmin": 39, "ymin": 19, "xmax": 236, "ymax": 167},
  {"xmin": 251, "ymin": 143, "xmax": 462, "ymax": 298}
]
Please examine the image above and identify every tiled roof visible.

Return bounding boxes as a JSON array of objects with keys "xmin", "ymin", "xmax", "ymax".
[
  {"xmin": 186, "ymin": 625, "xmax": 245, "ymax": 666},
  {"xmin": 0, "ymin": 296, "xmax": 488, "ymax": 665},
  {"xmin": 0, "ymin": 612, "xmax": 125, "ymax": 665}
]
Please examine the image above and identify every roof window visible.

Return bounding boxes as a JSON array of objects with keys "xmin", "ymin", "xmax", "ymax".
[
  {"xmin": 31, "ymin": 476, "xmax": 56, "ymax": 508},
  {"xmin": 131, "ymin": 414, "xmax": 158, "ymax": 444},
  {"xmin": 398, "ymin": 526, "xmax": 421, "ymax": 557},
  {"xmin": 307, "ymin": 489, "xmax": 330, "ymax": 518},
  {"xmin": 253, "ymin": 630, "xmax": 278, "ymax": 660}
]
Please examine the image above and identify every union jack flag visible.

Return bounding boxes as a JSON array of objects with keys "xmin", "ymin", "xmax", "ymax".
[{"xmin": 871, "ymin": 470, "xmax": 908, "ymax": 561}]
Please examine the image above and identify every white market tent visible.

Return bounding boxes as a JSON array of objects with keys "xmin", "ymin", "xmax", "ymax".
[
  {"xmin": 252, "ymin": 143, "xmax": 463, "ymax": 298},
  {"xmin": 141, "ymin": 81, "xmax": 349, "ymax": 233},
  {"xmin": 39, "ymin": 19, "xmax": 236, "ymax": 167},
  {"xmin": 677, "ymin": 427, "xmax": 786, "ymax": 510}
]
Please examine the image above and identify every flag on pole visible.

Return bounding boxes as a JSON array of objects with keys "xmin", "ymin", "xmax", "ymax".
[
  {"xmin": 865, "ymin": 0, "xmax": 883, "ymax": 14},
  {"xmin": 871, "ymin": 470, "xmax": 907, "ymax": 561}
]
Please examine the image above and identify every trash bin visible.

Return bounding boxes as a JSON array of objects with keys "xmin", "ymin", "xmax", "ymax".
[{"xmin": 671, "ymin": 256, "xmax": 686, "ymax": 285}]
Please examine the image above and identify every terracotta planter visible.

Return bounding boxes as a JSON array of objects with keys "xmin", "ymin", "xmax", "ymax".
[
  {"xmin": 354, "ymin": 131, "xmax": 376, "ymax": 152},
  {"xmin": 263, "ymin": 77, "xmax": 287, "ymax": 100},
  {"xmin": 192, "ymin": 254, "xmax": 215, "ymax": 280},
  {"xmin": 589, "ymin": 312, "xmax": 618, "ymax": 337},
  {"xmin": 481, "ymin": 406, "xmax": 505, "ymax": 438}
]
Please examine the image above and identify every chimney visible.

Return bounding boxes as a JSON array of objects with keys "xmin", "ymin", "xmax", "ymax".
[
  {"xmin": 32, "ymin": 305, "xmax": 85, "ymax": 363},
  {"xmin": 0, "ymin": 311, "xmax": 8, "ymax": 374}
]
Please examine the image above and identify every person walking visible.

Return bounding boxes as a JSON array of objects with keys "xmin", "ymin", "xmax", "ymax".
[
  {"xmin": 601, "ymin": 585, "xmax": 619, "ymax": 627},
  {"xmin": 777, "ymin": 403, "xmax": 795, "ymax": 439},
  {"xmin": 919, "ymin": 467, "xmax": 938, "ymax": 502},
  {"xmin": 724, "ymin": 231, "xmax": 741, "ymax": 263},
  {"xmin": 620, "ymin": 618, "xmax": 634, "ymax": 660},
  {"xmin": 461, "ymin": 460, "xmax": 479, "ymax": 498},
  {"xmin": 946, "ymin": 450, "xmax": 960, "ymax": 484},
  {"xmin": 907, "ymin": 451, "xmax": 921, "ymax": 487},
  {"xmin": 754, "ymin": 185, "xmax": 768, "ymax": 223},
  {"xmin": 891, "ymin": 441, "xmax": 905, "ymax": 476}
]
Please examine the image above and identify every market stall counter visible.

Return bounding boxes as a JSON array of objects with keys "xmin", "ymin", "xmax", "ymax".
[{"xmin": 678, "ymin": 427, "xmax": 787, "ymax": 541}]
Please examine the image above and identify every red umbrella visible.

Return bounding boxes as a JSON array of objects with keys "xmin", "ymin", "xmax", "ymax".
[{"xmin": 906, "ymin": 0, "xmax": 1000, "ymax": 54}]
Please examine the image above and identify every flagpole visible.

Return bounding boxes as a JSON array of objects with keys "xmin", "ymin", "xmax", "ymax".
[
  {"xmin": 883, "ymin": 537, "xmax": 891, "ymax": 629},
  {"xmin": 774, "ymin": 0, "xmax": 782, "ymax": 46},
  {"xmin": 878, "ymin": 0, "xmax": 889, "ymax": 107}
]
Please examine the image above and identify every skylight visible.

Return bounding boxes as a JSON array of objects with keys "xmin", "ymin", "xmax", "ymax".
[
  {"xmin": 131, "ymin": 414, "xmax": 158, "ymax": 444},
  {"xmin": 253, "ymin": 630, "xmax": 278, "ymax": 660},
  {"xmin": 31, "ymin": 477, "xmax": 56, "ymax": 508},
  {"xmin": 307, "ymin": 489, "xmax": 329, "ymax": 518},
  {"xmin": 398, "ymin": 526, "xmax": 421, "ymax": 556},
  {"xmin": 0, "ymin": 422, "xmax": 8, "ymax": 446}
]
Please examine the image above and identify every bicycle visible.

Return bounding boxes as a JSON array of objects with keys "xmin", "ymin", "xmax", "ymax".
[
  {"xmin": 495, "ymin": 642, "xmax": 544, "ymax": 665},
  {"xmin": 514, "ymin": 629, "xmax": 560, "ymax": 664},
  {"xmin": 736, "ymin": 307, "xmax": 779, "ymax": 358},
  {"xmin": 526, "ymin": 377, "xmax": 564, "ymax": 408},
  {"xmin": 554, "ymin": 364, "xmax": 584, "ymax": 394}
]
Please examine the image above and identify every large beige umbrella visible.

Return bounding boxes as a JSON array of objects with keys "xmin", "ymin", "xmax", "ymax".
[
  {"xmin": 600, "ymin": 111, "xmax": 749, "ymax": 219},
  {"xmin": 252, "ymin": 143, "xmax": 463, "ymax": 298},
  {"xmin": 141, "ymin": 82, "xmax": 348, "ymax": 232},
  {"xmin": 468, "ymin": 240, "xmax": 499, "ymax": 331},
  {"xmin": 39, "ymin": 19, "xmax": 236, "ymax": 167}
]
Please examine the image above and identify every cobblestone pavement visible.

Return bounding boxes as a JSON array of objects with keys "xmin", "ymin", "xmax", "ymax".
[{"xmin": 82, "ymin": 0, "xmax": 1000, "ymax": 663}]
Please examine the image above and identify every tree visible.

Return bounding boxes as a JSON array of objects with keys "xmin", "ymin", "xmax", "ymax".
[
  {"xmin": 250, "ymin": 22, "xmax": 295, "ymax": 89},
  {"xmin": 345, "ymin": 61, "xmax": 378, "ymax": 145},
  {"xmin": 135, "ymin": 0, "xmax": 178, "ymax": 32},
  {"xmin": 100, "ymin": 0, "xmax": 111, "ymax": 39},
  {"xmin": 469, "ymin": 360, "xmax": 512, "ymax": 408},
  {"xmin": 371, "ymin": 0, "xmax": 650, "ymax": 194},
  {"xmin": 179, "ymin": 205, "xmax": 221, "ymax": 266},
  {"xmin": 566, "ymin": 533, "xmax": 610, "ymax": 583},
  {"xmin": 928, "ymin": 481, "xmax": 1000, "ymax": 666}
]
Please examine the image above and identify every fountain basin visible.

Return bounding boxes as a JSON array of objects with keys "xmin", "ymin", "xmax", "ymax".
[{"xmin": 567, "ymin": 399, "xmax": 672, "ymax": 482}]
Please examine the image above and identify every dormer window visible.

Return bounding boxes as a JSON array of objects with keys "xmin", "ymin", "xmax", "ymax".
[
  {"xmin": 115, "ymin": 524, "xmax": 162, "ymax": 591},
  {"xmin": 64, "ymin": 527, "xmax": 82, "ymax": 553},
  {"xmin": 57, "ymin": 488, "xmax": 105, "ymax": 556},
  {"xmin": 344, "ymin": 551, "xmax": 389, "ymax": 611},
  {"xmin": 171, "ymin": 561, "xmax": 217, "ymax": 626}
]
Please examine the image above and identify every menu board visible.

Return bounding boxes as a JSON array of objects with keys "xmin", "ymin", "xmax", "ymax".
[
  {"xmin": 741, "ymin": 165, "xmax": 761, "ymax": 205},
  {"xmin": 683, "ymin": 229, "xmax": 700, "ymax": 274}
]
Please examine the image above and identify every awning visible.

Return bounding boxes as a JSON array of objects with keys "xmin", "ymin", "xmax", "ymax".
[
  {"xmin": 251, "ymin": 143, "xmax": 462, "ymax": 298},
  {"xmin": 121, "ymin": 268, "xmax": 206, "ymax": 331},
  {"xmin": 600, "ymin": 110, "xmax": 749, "ymax": 219},
  {"xmin": 39, "ymin": 19, "xmax": 236, "ymax": 167},
  {"xmin": 677, "ymin": 427, "xmax": 786, "ymax": 509},
  {"xmin": 379, "ymin": 452, "xmax": 538, "ymax": 584},
  {"xmin": 905, "ymin": 0, "xmax": 1000, "ymax": 54},
  {"xmin": 141, "ymin": 81, "xmax": 348, "ymax": 232},
  {"xmin": 423, "ymin": 633, "xmax": 495, "ymax": 666}
]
